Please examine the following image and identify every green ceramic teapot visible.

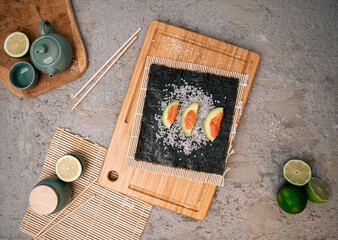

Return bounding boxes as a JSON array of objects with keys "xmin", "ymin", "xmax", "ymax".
[{"xmin": 30, "ymin": 20, "xmax": 73, "ymax": 78}]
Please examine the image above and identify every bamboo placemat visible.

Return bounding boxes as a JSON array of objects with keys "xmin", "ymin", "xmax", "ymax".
[
  {"xmin": 125, "ymin": 56, "xmax": 249, "ymax": 186},
  {"xmin": 20, "ymin": 127, "xmax": 152, "ymax": 240}
]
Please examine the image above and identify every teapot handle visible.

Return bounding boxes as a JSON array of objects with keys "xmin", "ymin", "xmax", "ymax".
[{"xmin": 40, "ymin": 20, "xmax": 53, "ymax": 35}]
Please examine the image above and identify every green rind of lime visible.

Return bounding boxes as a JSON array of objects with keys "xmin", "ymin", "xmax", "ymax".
[
  {"xmin": 283, "ymin": 159, "xmax": 311, "ymax": 186},
  {"xmin": 305, "ymin": 177, "xmax": 331, "ymax": 203},
  {"xmin": 3, "ymin": 32, "xmax": 30, "ymax": 58},
  {"xmin": 277, "ymin": 184, "xmax": 307, "ymax": 214}
]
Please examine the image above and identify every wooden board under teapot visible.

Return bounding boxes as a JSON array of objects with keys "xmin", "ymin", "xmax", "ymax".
[{"xmin": 0, "ymin": 0, "xmax": 87, "ymax": 98}]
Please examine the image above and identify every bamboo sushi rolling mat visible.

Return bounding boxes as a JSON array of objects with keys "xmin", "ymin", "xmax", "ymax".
[
  {"xmin": 126, "ymin": 56, "xmax": 249, "ymax": 186},
  {"xmin": 20, "ymin": 127, "xmax": 152, "ymax": 240}
]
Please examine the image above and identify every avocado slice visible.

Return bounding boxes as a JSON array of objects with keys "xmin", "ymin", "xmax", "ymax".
[
  {"xmin": 181, "ymin": 102, "xmax": 199, "ymax": 136},
  {"xmin": 162, "ymin": 100, "xmax": 179, "ymax": 129},
  {"xmin": 204, "ymin": 107, "xmax": 224, "ymax": 142}
]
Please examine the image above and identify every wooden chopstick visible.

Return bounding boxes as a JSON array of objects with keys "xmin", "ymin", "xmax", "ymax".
[
  {"xmin": 73, "ymin": 27, "xmax": 142, "ymax": 99},
  {"xmin": 33, "ymin": 177, "xmax": 98, "ymax": 239},
  {"xmin": 35, "ymin": 194, "xmax": 96, "ymax": 240},
  {"xmin": 71, "ymin": 35, "xmax": 138, "ymax": 110}
]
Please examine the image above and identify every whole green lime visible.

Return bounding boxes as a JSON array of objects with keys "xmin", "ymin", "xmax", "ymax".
[{"xmin": 277, "ymin": 184, "xmax": 307, "ymax": 214}]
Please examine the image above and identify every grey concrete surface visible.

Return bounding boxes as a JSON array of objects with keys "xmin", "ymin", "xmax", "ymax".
[{"xmin": 1, "ymin": 0, "xmax": 337, "ymax": 239}]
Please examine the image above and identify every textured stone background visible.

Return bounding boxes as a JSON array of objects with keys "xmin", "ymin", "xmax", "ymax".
[{"xmin": 0, "ymin": 0, "xmax": 337, "ymax": 239}]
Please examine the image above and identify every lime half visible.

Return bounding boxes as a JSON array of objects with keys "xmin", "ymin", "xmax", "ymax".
[
  {"xmin": 283, "ymin": 159, "xmax": 311, "ymax": 186},
  {"xmin": 4, "ymin": 32, "xmax": 30, "ymax": 58},
  {"xmin": 56, "ymin": 155, "xmax": 83, "ymax": 182},
  {"xmin": 305, "ymin": 177, "xmax": 331, "ymax": 203}
]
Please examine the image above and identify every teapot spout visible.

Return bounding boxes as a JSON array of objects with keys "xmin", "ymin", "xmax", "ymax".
[{"xmin": 47, "ymin": 67, "xmax": 57, "ymax": 78}]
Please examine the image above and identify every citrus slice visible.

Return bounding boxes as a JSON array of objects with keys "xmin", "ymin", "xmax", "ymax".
[
  {"xmin": 162, "ymin": 100, "xmax": 179, "ymax": 129},
  {"xmin": 277, "ymin": 184, "xmax": 307, "ymax": 214},
  {"xmin": 56, "ymin": 155, "xmax": 83, "ymax": 182},
  {"xmin": 305, "ymin": 177, "xmax": 331, "ymax": 203},
  {"xmin": 204, "ymin": 107, "xmax": 224, "ymax": 142},
  {"xmin": 4, "ymin": 32, "xmax": 30, "ymax": 58},
  {"xmin": 181, "ymin": 102, "xmax": 199, "ymax": 136},
  {"xmin": 283, "ymin": 159, "xmax": 311, "ymax": 186}
]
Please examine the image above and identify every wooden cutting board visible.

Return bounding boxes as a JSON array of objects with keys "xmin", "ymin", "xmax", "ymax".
[
  {"xmin": 0, "ymin": 0, "xmax": 87, "ymax": 98},
  {"xmin": 98, "ymin": 21, "xmax": 260, "ymax": 220}
]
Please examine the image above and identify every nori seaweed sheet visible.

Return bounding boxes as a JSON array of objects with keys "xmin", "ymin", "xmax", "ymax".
[{"xmin": 135, "ymin": 64, "xmax": 239, "ymax": 175}]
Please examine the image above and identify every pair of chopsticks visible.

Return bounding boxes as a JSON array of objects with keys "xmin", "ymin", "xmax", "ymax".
[
  {"xmin": 72, "ymin": 27, "xmax": 142, "ymax": 110},
  {"xmin": 34, "ymin": 178, "xmax": 98, "ymax": 240}
]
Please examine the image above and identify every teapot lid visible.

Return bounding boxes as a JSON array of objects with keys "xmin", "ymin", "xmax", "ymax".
[{"xmin": 31, "ymin": 36, "xmax": 60, "ymax": 66}]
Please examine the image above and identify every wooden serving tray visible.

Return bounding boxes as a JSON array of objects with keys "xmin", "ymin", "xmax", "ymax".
[
  {"xmin": 98, "ymin": 21, "xmax": 260, "ymax": 220},
  {"xmin": 0, "ymin": 0, "xmax": 87, "ymax": 98}
]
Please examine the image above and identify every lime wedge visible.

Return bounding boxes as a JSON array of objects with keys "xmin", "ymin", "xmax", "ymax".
[
  {"xmin": 4, "ymin": 32, "xmax": 30, "ymax": 58},
  {"xmin": 56, "ymin": 155, "xmax": 83, "ymax": 182},
  {"xmin": 283, "ymin": 159, "xmax": 311, "ymax": 186},
  {"xmin": 305, "ymin": 177, "xmax": 331, "ymax": 203}
]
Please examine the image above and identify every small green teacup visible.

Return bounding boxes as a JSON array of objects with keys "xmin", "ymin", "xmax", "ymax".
[{"xmin": 9, "ymin": 61, "xmax": 38, "ymax": 90}]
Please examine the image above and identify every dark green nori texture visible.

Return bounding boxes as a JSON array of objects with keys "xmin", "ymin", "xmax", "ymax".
[{"xmin": 135, "ymin": 64, "xmax": 239, "ymax": 175}]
